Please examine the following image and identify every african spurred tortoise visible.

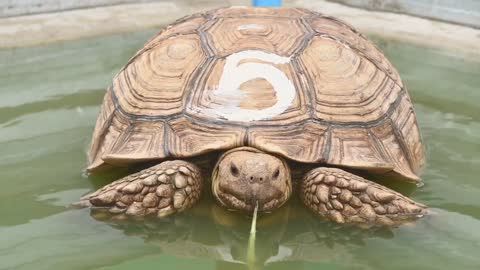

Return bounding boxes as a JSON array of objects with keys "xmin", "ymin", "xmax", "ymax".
[{"xmin": 78, "ymin": 7, "xmax": 427, "ymax": 226}]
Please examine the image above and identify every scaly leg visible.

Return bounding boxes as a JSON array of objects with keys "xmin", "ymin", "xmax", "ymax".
[
  {"xmin": 77, "ymin": 160, "xmax": 202, "ymax": 218},
  {"xmin": 300, "ymin": 167, "xmax": 427, "ymax": 226}
]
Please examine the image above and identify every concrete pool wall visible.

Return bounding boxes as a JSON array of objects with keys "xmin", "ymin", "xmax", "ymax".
[
  {"xmin": 3, "ymin": 0, "xmax": 480, "ymax": 29},
  {"xmin": 332, "ymin": 0, "xmax": 480, "ymax": 29},
  {"xmin": 0, "ymin": 0, "xmax": 479, "ymax": 60}
]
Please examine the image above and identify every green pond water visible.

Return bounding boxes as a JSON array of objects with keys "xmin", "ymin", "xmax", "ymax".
[{"xmin": 0, "ymin": 29, "xmax": 479, "ymax": 270}]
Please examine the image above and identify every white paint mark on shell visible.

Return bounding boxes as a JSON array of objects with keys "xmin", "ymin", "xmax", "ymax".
[
  {"xmin": 237, "ymin": 24, "xmax": 264, "ymax": 30},
  {"xmin": 199, "ymin": 50, "xmax": 296, "ymax": 122}
]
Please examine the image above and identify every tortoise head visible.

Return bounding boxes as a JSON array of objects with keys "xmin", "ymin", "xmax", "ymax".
[{"xmin": 212, "ymin": 147, "xmax": 292, "ymax": 213}]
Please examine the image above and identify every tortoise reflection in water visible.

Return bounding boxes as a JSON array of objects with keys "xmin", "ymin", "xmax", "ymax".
[
  {"xmin": 78, "ymin": 7, "xmax": 427, "ymax": 226},
  {"xmin": 89, "ymin": 203, "xmax": 397, "ymax": 266}
]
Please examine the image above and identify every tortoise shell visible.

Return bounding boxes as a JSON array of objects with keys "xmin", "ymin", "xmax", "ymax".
[{"xmin": 88, "ymin": 7, "xmax": 425, "ymax": 182}]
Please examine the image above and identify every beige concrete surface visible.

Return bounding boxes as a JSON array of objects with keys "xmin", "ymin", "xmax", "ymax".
[
  {"xmin": 331, "ymin": 0, "xmax": 480, "ymax": 29},
  {"xmin": 288, "ymin": 0, "xmax": 480, "ymax": 59},
  {"xmin": 0, "ymin": 0, "xmax": 478, "ymax": 59}
]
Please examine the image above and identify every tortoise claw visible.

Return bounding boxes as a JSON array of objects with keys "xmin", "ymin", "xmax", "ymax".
[
  {"xmin": 70, "ymin": 199, "xmax": 92, "ymax": 208},
  {"xmin": 300, "ymin": 167, "xmax": 427, "ymax": 227}
]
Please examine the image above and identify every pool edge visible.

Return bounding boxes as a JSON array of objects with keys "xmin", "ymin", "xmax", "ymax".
[{"xmin": 0, "ymin": 0, "xmax": 479, "ymax": 60}]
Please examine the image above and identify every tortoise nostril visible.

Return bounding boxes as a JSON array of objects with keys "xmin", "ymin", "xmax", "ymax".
[{"xmin": 248, "ymin": 176, "xmax": 265, "ymax": 182}]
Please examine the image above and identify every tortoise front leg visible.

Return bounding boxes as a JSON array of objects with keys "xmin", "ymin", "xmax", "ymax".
[
  {"xmin": 300, "ymin": 167, "xmax": 427, "ymax": 226},
  {"xmin": 77, "ymin": 160, "xmax": 202, "ymax": 218}
]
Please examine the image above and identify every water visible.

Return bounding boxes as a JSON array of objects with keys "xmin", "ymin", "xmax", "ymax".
[{"xmin": 1, "ymin": 30, "xmax": 480, "ymax": 270}]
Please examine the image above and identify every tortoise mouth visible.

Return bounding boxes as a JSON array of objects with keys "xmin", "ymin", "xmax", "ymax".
[{"xmin": 216, "ymin": 183, "xmax": 285, "ymax": 213}]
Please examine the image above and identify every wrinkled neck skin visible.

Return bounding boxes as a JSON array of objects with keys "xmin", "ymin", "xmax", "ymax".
[{"xmin": 212, "ymin": 147, "xmax": 292, "ymax": 213}]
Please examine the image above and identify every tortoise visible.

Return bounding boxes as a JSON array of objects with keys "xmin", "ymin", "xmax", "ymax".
[{"xmin": 78, "ymin": 6, "xmax": 428, "ymax": 226}]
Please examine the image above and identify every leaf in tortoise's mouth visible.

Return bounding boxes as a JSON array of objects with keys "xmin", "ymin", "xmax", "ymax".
[{"xmin": 247, "ymin": 202, "xmax": 259, "ymax": 269}]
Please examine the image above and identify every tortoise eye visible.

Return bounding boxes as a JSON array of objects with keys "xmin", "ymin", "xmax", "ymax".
[
  {"xmin": 230, "ymin": 163, "xmax": 239, "ymax": 177},
  {"xmin": 272, "ymin": 168, "xmax": 280, "ymax": 179}
]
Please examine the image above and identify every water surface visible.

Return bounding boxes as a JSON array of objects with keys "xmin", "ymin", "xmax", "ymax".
[{"xmin": 0, "ymin": 30, "xmax": 479, "ymax": 270}]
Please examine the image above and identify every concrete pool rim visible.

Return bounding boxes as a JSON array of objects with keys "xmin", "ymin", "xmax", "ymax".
[{"xmin": 0, "ymin": 0, "xmax": 479, "ymax": 60}]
